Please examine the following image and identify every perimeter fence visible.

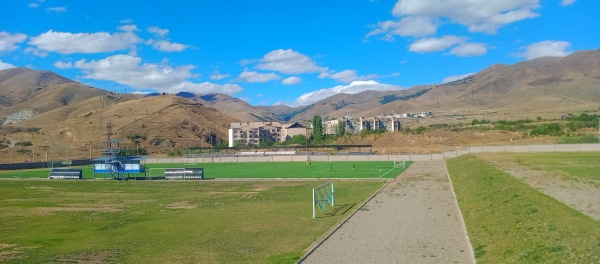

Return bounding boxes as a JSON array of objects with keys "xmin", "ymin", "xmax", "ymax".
[{"xmin": 143, "ymin": 143, "xmax": 600, "ymax": 164}]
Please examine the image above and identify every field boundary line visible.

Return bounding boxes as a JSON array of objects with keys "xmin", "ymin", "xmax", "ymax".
[
  {"xmin": 297, "ymin": 177, "xmax": 396, "ymax": 263},
  {"xmin": 444, "ymin": 161, "xmax": 476, "ymax": 264}
]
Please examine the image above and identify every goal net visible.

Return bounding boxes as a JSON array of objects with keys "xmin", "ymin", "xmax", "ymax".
[
  {"xmin": 394, "ymin": 158, "xmax": 407, "ymax": 169},
  {"xmin": 313, "ymin": 182, "xmax": 334, "ymax": 218}
]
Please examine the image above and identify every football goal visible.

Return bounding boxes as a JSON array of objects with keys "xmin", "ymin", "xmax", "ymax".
[
  {"xmin": 394, "ymin": 158, "xmax": 407, "ymax": 169},
  {"xmin": 313, "ymin": 182, "xmax": 334, "ymax": 218}
]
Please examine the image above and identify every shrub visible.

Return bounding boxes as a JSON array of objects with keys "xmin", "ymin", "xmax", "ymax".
[
  {"xmin": 15, "ymin": 141, "xmax": 33, "ymax": 146},
  {"xmin": 529, "ymin": 123, "xmax": 564, "ymax": 137},
  {"xmin": 556, "ymin": 135, "xmax": 599, "ymax": 144},
  {"xmin": 166, "ymin": 148, "xmax": 183, "ymax": 157},
  {"xmin": 26, "ymin": 127, "xmax": 42, "ymax": 133}
]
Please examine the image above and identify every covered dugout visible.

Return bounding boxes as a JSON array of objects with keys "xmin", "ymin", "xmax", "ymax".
[
  {"xmin": 92, "ymin": 156, "xmax": 146, "ymax": 180},
  {"xmin": 49, "ymin": 169, "xmax": 82, "ymax": 179},
  {"xmin": 165, "ymin": 168, "xmax": 204, "ymax": 180}
]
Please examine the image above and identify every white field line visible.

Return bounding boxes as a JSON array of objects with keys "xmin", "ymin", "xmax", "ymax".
[{"xmin": 379, "ymin": 167, "xmax": 396, "ymax": 178}]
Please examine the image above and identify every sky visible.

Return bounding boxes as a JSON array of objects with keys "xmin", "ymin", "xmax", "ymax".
[{"xmin": 0, "ymin": 0, "xmax": 598, "ymax": 107}]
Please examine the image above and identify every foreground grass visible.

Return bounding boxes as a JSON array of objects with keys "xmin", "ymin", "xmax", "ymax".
[
  {"xmin": 0, "ymin": 161, "xmax": 411, "ymax": 179},
  {"xmin": 0, "ymin": 180, "xmax": 383, "ymax": 263},
  {"xmin": 447, "ymin": 155, "xmax": 600, "ymax": 263},
  {"xmin": 508, "ymin": 152, "xmax": 600, "ymax": 182}
]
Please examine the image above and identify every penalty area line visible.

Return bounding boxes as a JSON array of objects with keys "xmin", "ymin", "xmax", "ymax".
[{"xmin": 379, "ymin": 168, "xmax": 396, "ymax": 178}]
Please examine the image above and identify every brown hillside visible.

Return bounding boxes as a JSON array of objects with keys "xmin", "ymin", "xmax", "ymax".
[
  {"xmin": 2, "ymin": 95, "xmax": 238, "ymax": 162},
  {"xmin": 192, "ymin": 93, "xmax": 278, "ymax": 121},
  {"xmin": 1, "ymin": 82, "xmax": 120, "ymax": 117},
  {"xmin": 0, "ymin": 68, "xmax": 73, "ymax": 107},
  {"xmin": 360, "ymin": 49, "xmax": 600, "ymax": 120}
]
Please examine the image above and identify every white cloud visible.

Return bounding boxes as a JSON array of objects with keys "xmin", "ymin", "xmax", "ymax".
[
  {"xmin": 148, "ymin": 26, "xmax": 169, "ymax": 37},
  {"xmin": 367, "ymin": 16, "xmax": 437, "ymax": 39},
  {"xmin": 46, "ymin": 6, "xmax": 67, "ymax": 13},
  {"xmin": 69, "ymin": 54, "xmax": 242, "ymax": 95},
  {"xmin": 210, "ymin": 71, "xmax": 231, "ymax": 80},
  {"xmin": 24, "ymin": 47, "xmax": 48, "ymax": 57},
  {"xmin": 561, "ymin": 0, "xmax": 575, "ymax": 6},
  {"xmin": 239, "ymin": 59, "xmax": 255, "ymax": 66},
  {"xmin": 392, "ymin": 0, "xmax": 540, "ymax": 34},
  {"xmin": 0, "ymin": 60, "xmax": 16, "ymax": 70},
  {"xmin": 237, "ymin": 71, "xmax": 281, "ymax": 82},
  {"xmin": 73, "ymin": 55, "xmax": 193, "ymax": 88},
  {"xmin": 29, "ymin": 30, "xmax": 141, "ymax": 54},
  {"xmin": 441, "ymin": 73, "xmax": 475, "ymax": 84},
  {"xmin": 294, "ymin": 80, "xmax": 404, "ymax": 106},
  {"xmin": 169, "ymin": 81, "xmax": 243, "ymax": 95},
  {"xmin": 282, "ymin": 76, "xmax": 301, "ymax": 85},
  {"xmin": 28, "ymin": 3, "xmax": 39, "ymax": 8},
  {"xmin": 450, "ymin": 43, "xmax": 488, "ymax": 57},
  {"xmin": 118, "ymin": 24, "xmax": 138, "ymax": 32},
  {"xmin": 119, "ymin": 18, "xmax": 133, "ymax": 24},
  {"xmin": 148, "ymin": 40, "xmax": 188, "ymax": 52},
  {"xmin": 53, "ymin": 61, "xmax": 72, "ymax": 69},
  {"xmin": 517, "ymin": 40, "xmax": 571, "ymax": 60},
  {"xmin": 256, "ymin": 49, "xmax": 327, "ymax": 74},
  {"xmin": 409, "ymin": 35, "xmax": 465, "ymax": 52},
  {"xmin": 325, "ymin": 69, "xmax": 380, "ymax": 83},
  {"xmin": 0, "ymin": 32, "xmax": 27, "ymax": 52}
]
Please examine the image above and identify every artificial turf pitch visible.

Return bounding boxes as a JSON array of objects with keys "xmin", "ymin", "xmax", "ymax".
[{"xmin": 0, "ymin": 161, "xmax": 412, "ymax": 179}]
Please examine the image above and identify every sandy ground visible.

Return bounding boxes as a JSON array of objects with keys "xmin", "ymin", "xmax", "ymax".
[
  {"xmin": 301, "ymin": 161, "xmax": 474, "ymax": 264},
  {"xmin": 479, "ymin": 153, "xmax": 600, "ymax": 221}
]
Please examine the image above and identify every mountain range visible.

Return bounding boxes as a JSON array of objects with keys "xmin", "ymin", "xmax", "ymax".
[{"xmin": 0, "ymin": 48, "xmax": 599, "ymax": 160}]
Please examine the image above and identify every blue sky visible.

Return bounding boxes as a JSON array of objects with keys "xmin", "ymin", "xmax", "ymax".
[{"xmin": 0, "ymin": 0, "xmax": 597, "ymax": 106}]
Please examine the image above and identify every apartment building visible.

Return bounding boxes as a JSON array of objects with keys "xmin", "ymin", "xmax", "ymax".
[
  {"xmin": 324, "ymin": 116, "xmax": 401, "ymax": 135},
  {"xmin": 228, "ymin": 121, "xmax": 308, "ymax": 147}
]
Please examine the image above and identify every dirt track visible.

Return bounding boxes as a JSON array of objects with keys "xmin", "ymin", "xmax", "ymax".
[{"xmin": 301, "ymin": 161, "xmax": 474, "ymax": 264}]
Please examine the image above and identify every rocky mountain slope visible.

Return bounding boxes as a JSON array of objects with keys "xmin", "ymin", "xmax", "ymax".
[{"xmin": 360, "ymin": 49, "xmax": 600, "ymax": 119}]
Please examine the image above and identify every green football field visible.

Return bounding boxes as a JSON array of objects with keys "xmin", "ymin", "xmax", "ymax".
[
  {"xmin": 0, "ymin": 179, "xmax": 386, "ymax": 263},
  {"xmin": 0, "ymin": 161, "xmax": 412, "ymax": 179},
  {"xmin": 146, "ymin": 161, "xmax": 410, "ymax": 179}
]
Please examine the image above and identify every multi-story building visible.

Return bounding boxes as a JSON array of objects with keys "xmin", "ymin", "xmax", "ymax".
[
  {"xmin": 281, "ymin": 122, "xmax": 310, "ymax": 142},
  {"xmin": 324, "ymin": 116, "xmax": 401, "ymax": 135},
  {"xmin": 358, "ymin": 116, "xmax": 401, "ymax": 132},
  {"xmin": 228, "ymin": 121, "xmax": 308, "ymax": 147}
]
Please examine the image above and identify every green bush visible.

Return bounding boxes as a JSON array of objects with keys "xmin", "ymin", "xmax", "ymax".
[
  {"xmin": 529, "ymin": 123, "xmax": 564, "ymax": 137},
  {"xmin": 15, "ymin": 141, "xmax": 33, "ymax": 146},
  {"xmin": 166, "ymin": 148, "xmax": 183, "ymax": 156},
  {"xmin": 26, "ymin": 127, "xmax": 42, "ymax": 133},
  {"xmin": 556, "ymin": 135, "xmax": 599, "ymax": 144}
]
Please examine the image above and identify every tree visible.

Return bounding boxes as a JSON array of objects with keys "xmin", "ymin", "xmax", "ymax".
[
  {"xmin": 312, "ymin": 115, "xmax": 324, "ymax": 141},
  {"xmin": 290, "ymin": 134, "xmax": 307, "ymax": 145},
  {"xmin": 259, "ymin": 137, "xmax": 274, "ymax": 147},
  {"xmin": 336, "ymin": 121, "xmax": 346, "ymax": 136}
]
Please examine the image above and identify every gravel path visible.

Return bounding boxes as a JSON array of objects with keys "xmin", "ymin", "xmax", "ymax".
[{"xmin": 301, "ymin": 161, "xmax": 474, "ymax": 264}]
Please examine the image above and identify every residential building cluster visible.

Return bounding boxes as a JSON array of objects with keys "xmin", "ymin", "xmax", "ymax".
[
  {"xmin": 228, "ymin": 121, "xmax": 308, "ymax": 147},
  {"xmin": 323, "ymin": 116, "xmax": 402, "ymax": 135},
  {"xmin": 228, "ymin": 114, "xmax": 407, "ymax": 147}
]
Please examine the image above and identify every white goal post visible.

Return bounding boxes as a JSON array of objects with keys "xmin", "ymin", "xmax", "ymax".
[
  {"xmin": 394, "ymin": 157, "xmax": 407, "ymax": 169},
  {"xmin": 313, "ymin": 182, "xmax": 334, "ymax": 219}
]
